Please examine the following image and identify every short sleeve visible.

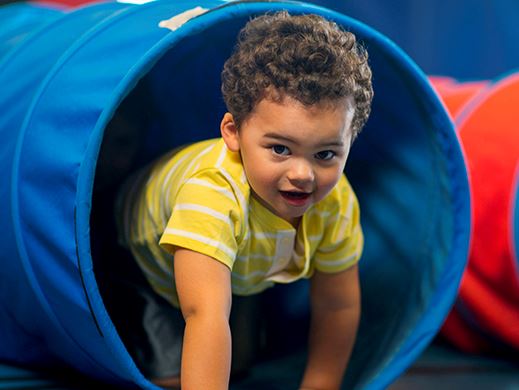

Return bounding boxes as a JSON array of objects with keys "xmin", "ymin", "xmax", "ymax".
[
  {"xmin": 159, "ymin": 169, "xmax": 245, "ymax": 270},
  {"xmin": 313, "ymin": 176, "xmax": 364, "ymax": 273}
]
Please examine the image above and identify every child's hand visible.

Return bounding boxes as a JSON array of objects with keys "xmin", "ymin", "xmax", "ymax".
[
  {"xmin": 299, "ymin": 387, "xmax": 337, "ymax": 390},
  {"xmin": 152, "ymin": 376, "xmax": 181, "ymax": 390}
]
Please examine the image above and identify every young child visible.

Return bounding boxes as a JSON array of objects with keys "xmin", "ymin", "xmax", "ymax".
[{"xmin": 114, "ymin": 10, "xmax": 373, "ymax": 390}]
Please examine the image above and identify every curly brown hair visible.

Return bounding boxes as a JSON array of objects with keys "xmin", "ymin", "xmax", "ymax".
[{"xmin": 221, "ymin": 11, "xmax": 373, "ymax": 137}]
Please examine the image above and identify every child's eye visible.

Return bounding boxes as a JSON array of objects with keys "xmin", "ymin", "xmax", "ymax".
[
  {"xmin": 315, "ymin": 150, "xmax": 336, "ymax": 160},
  {"xmin": 272, "ymin": 145, "xmax": 290, "ymax": 156}
]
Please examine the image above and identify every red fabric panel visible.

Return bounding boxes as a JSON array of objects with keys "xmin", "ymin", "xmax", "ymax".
[
  {"xmin": 429, "ymin": 76, "xmax": 488, "ymax": 118},
  {"xmin": 433, "ymin": 74, "xmax": 519, "ymax": 353},
  {"xmin": 33, "ymin": 0, "xmax": 100, "ymax": 8},
  {"xmin": 442, "ymin": 307, "xmax": 495, "ymax": 353}
]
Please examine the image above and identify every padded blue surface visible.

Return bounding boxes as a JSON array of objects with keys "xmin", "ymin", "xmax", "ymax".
[
  {"xmin": 0, "ymin": 2, "xmax": 62, "ymax": 62},
  {"xmin": 2, "ymin": 344, "xmax": 518, "ymax": 389},
  {"xmin": 0, "ymin": 364, "xmax": 55, "ymax": 389},
  {"xmin": 0, "ymin": 1, "xmax": 470, "ymax": 389}
]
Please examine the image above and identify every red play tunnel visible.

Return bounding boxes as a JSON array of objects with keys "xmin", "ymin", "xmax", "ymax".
[{"xmin": 431, "ymin": 75, "xmax": 519, "ymax": 355}]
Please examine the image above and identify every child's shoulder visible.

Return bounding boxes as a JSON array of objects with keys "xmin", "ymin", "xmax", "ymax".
[
  {"xmin": 166, "ymin": 137, "xmax": 248, "ymax": 198},
  {"xmin": 313, "ymin": 174, "xmax": 357, "ymax": 214},
  {"xmin": 324, "ymin": 174, "xmax": 354, "ymax": 201},
  {"xmin": 173, "ymin": 137, "xmax": 222, "ymax": 158},
  {"xmin": 154, "ymin": 138, "xmax": 223, "ymax": 171}
]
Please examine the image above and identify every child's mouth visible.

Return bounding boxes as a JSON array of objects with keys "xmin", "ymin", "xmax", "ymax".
[{"xmin": 280, "ymin": 191, "xmax": 311, "ymax": 206}]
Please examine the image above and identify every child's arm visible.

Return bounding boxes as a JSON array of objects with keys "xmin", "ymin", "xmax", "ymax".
[
  {"xmin": 174, "ymin": 248, "xmax": 233, "ymax": 390},
  {"xmin": 300, "ymin": 264, "xmax": 361, "ymax": 390}
]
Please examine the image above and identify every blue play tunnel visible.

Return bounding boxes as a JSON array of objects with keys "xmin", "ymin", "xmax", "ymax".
[
  {"xmin": 0, "ymin": 2, "xmax": 62, "ymax": 61},
  {"xmin": 0, "ymin": 1, "xmax": 470, "ymax": 389}
]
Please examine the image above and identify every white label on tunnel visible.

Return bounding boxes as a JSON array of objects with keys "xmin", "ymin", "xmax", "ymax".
[{"xmin": 158, "ymin": 7, "xmax": 208, "ymax": 31}]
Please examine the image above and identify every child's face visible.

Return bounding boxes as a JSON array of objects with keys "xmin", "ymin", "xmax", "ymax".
[{"xmin": 221, "ymin": 96, "xmax": 354, "ymax": 226}]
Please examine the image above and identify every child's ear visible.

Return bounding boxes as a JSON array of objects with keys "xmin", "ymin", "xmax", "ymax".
[{"xmin": 220, "ymin": 112, "xmax": 240, "ymax": 152}]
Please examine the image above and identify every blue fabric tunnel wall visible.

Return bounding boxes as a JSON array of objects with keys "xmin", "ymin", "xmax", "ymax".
[
  {"xmin": 0, "ymin": 2, "xmax": 62, "ymax": 62},
  {"xmin": 0, "ymin": 1, "xmax": 471, "ymax": 389}
]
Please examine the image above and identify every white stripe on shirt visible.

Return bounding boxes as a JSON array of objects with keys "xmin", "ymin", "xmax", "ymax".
[
  {"xmin": 184, "ymin": 178, "xmax": 236, "ymax": 202},
  {"xmin": 219, "ymin": 168, "xmax": 246, "ymax": 205},
  {"xmin": 163, "ymin": 144, "xmax": 215, "ymax": 211},
  {"xmin": 315, "ymin": 253, "xmax": 358, "ymax": 267},
  {"xmin": 253, "ymin": 231, "xmax": 293, "ymax": 239},
  {"xmin": 163, "ymin": 227, "xmax": 235, "ymax": 259},
  {"xmin": 215, "ymin": 143, "xmax": 227, "ymax": 167},
  {"xmin": 235, "ymin": 253, "xmax": 272, "ymax": 263},
  {"xmin": 174, "ymin": 203, "xmax": 232, "ymax": 228}
]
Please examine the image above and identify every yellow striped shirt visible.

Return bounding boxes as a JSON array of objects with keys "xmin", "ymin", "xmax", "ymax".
[{"xmin": 117, "ymin": 138, "xmax": 363, "ymax": 307}]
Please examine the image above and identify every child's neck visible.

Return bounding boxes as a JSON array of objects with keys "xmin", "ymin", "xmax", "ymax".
[{"xmin": 288, "ymin": 216, "xmax": 302, "ymax": 229}]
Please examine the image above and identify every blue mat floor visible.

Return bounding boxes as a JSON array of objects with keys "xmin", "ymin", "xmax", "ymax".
[
  {"xmin": 389, "ymin": 343, "xmax": 519, "ymax": 390},
  {"xmin": 1, "ymin": 342, "xmax": 518, "ymax": 389}
]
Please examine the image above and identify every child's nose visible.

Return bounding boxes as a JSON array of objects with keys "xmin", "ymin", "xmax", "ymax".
[{"xmin": 287, "ymin": 159, "xmax": 315, "ymax": 186}]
